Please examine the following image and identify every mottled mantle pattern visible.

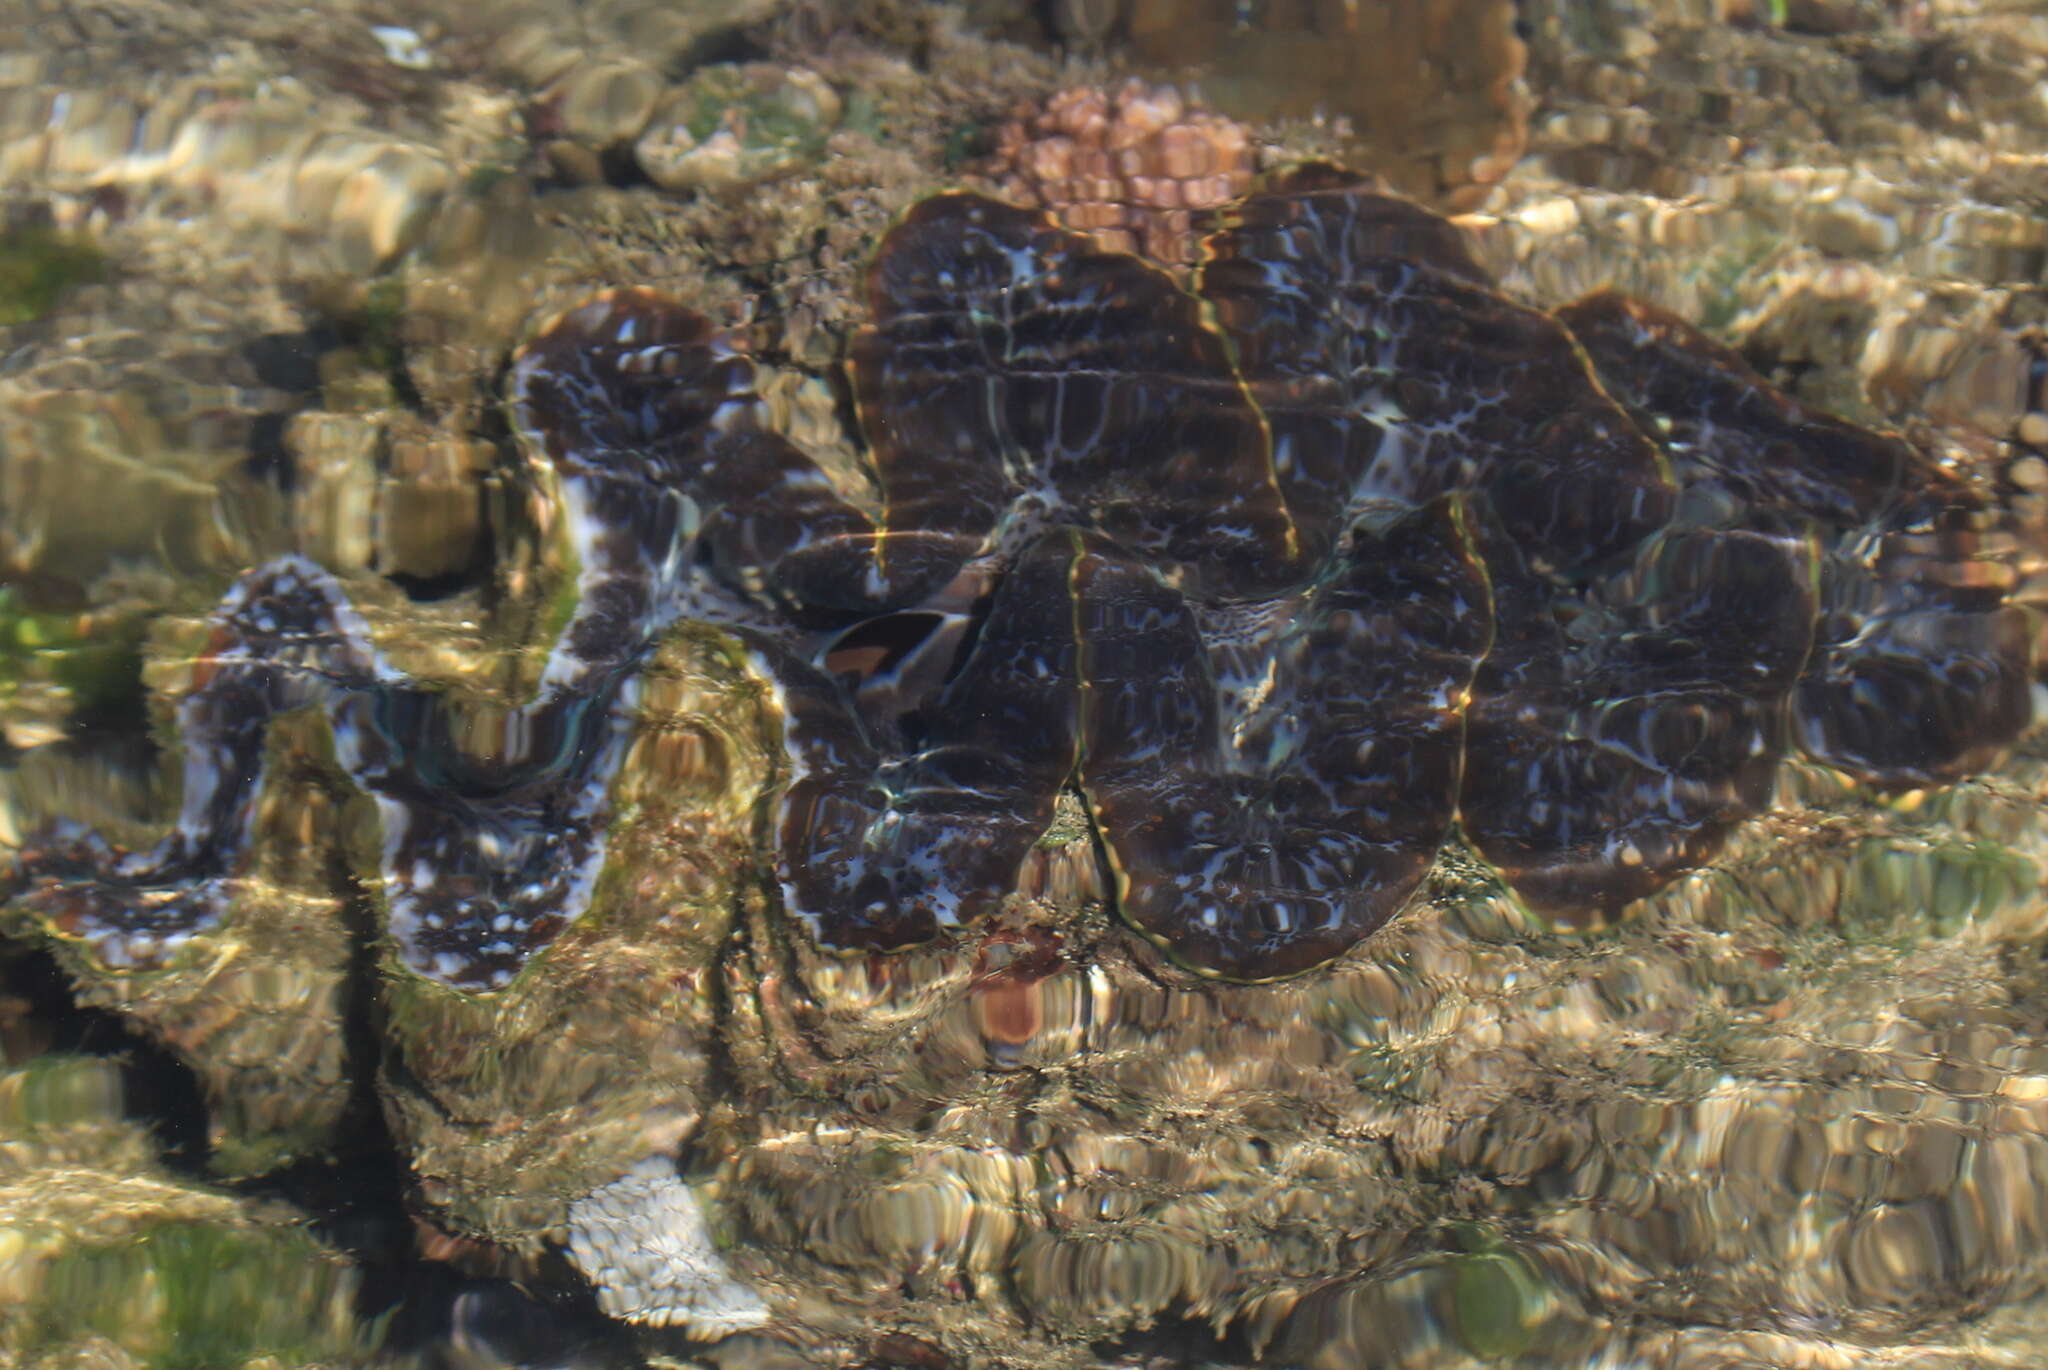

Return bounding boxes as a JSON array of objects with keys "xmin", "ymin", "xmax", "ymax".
[{"xmin": 7, "ymin": 168, "xmax": 2034, "ymax": 992}]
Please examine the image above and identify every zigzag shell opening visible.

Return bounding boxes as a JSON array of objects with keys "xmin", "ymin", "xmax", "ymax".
[{"xmin": 8, "ymin": 171, "xmax": 2036, "ymax": 992}]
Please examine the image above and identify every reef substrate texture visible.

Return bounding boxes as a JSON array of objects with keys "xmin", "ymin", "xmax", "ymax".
[{"xmin": 7, "ymin": 169, "xmax": 2037, "ymax": 989}]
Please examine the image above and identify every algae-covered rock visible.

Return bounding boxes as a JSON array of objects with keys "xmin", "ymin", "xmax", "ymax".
[
  {"xmin": 0, "ymin": 216, "xmax": 105, "ymax": 325},
  {"xmin": 633, "ymin": 65, "xmax": 844, "ymax": 193},
  {"xmin": 0, "ymin": 1055, "xmax": 371, "ymax": 1367},
  {"xmin": 0, "ymin": 590, "xmax": 146, "ymax": 752}
]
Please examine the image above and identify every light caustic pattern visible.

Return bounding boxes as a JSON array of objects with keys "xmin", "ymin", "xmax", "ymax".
[{"xmin": 7, "ymin": 169, "xmax": 2036, "ymax": 987}]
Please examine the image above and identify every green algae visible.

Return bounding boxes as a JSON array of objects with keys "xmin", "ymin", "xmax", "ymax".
[
  {"xmin": 1447, "ymin": 1227, "xmax": 1549, "ymax": 1360},
  {"xmin": 19, "ymin": 1222, "xmax": 372, "ymax": 1368},
  {"xmin": 0, "ymin": 588, "xmax": 148, "ymax": 726},
  {"xmin": 0, "ymin": 223, "xmax": 106, "ymax": 326},
  {"xmin": 0, "ymin": 1054, "xmax": 128, "ymax": 1131},
  {"xmin": 0, "ymin": 1057, "xmax": 374, "ymax": 1368},
  {"xmin": 1838, "ymin": 837, "xmax": 2038, "ymax": 943}
]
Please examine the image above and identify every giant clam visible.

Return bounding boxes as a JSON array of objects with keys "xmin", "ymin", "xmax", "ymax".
[
  {"xmin": 3, "ymin": 168, "xmax": 2043, "ymax": 1357},
  {"xmin": 7, "ymin": 167, "xmax": 2034, "ymax": 989}
]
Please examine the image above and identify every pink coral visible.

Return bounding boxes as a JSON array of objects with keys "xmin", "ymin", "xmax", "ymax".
[{"xmin": 984, "ymin": 79, "xmax": 1256, "ymax": 265}]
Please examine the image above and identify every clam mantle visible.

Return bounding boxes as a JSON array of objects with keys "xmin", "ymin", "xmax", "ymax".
[{"xmin": 8, "ymin": 168, "xmax": 2033, "ymax": 990}]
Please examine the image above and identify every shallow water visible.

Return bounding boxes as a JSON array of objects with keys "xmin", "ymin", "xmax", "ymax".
[{"xmin": 7, "ymin": 1, "xmax": 2048, "ymax": 1367}]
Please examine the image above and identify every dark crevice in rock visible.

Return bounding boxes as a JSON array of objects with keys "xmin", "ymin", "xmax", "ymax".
[
  {"xmin": 243, "ymin": 407, "xmax": 300, "ymax": 493},
  {"xmin": 0, "ymin": 944, "xmax": 209, "ymax": 1164},
  {"xmin": 419, "ymin": 1279, "xmax": 644, "ymax": 1370},
  {"xmin": 243, "ymin": 325, "xmax": 342, "ymax": 397},
  {"xmin": 673, "ymin": 26, "xmax": 773, "ymax": 77},
  {"xmin": 240, "ymin": 326, "xmax": 346, "ymax": 493},
  {"xmin": 599, "ymin": 141, "xmax": 655, "ymax": 191},
  {"xmin": 1087, "ymin": 1304, "xmax": 1257, "ymax": 1368}
]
